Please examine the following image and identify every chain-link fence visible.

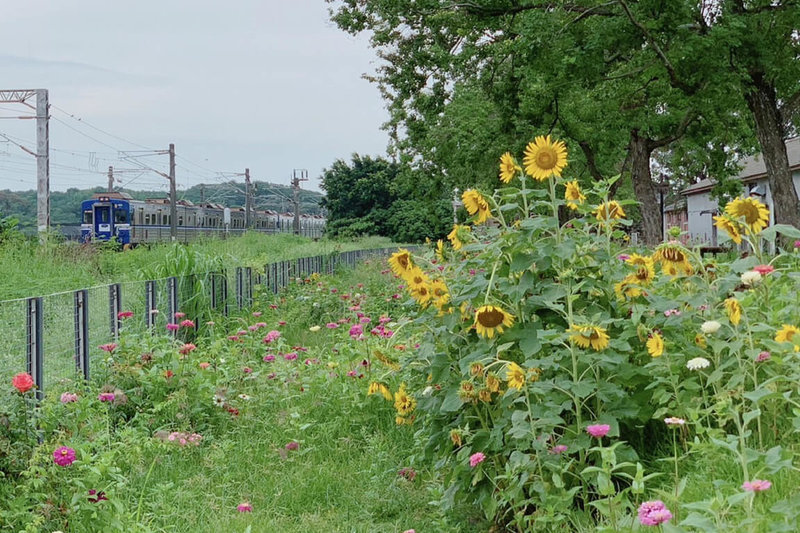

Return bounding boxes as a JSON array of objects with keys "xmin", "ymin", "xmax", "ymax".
[{"xmin": 0, "ymin": 247, "xmax": 403, "ymax": 397}]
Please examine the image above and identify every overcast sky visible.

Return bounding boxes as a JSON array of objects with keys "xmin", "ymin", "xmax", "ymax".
[{"xmin": 0, "ymin": 0, "xmax": 388, "ymax": 194}]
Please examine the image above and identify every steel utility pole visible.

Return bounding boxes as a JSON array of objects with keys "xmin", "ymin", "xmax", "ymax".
[
  {"xmin": 107, "ymin": 166, "xmax": 114, "ymax": 192},
  {"xmin": 245, "ymin": 168, "xmax": 252, "ymax": 229},
  {"xmin": 169, "ymin": 143, "xmax": 177, "ymax": 241},
  {"xmin": 291, "ymin": 169, "xmax": 308, "ymax": 235}
]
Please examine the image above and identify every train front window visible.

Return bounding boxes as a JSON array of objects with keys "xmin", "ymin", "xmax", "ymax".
[
  {"xmin": 114, "ymin": 210, "xmax": 128, "ymax": 224},
  {"xmin": 83, "ymin": 210, "xmax": 93, "ymax": 224}
]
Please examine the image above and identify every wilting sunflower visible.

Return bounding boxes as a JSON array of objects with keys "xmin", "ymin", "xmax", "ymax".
[
  {"xmin": 394, "ymin": 383, "xmax": 416, "ymax": 417},
  {"xmin": 473, "ymin": 305, "xmax": 515, "ymax": 339},
  {"xmin": 447, "ymin": 224, "xmax": 470, "ymax": 250},
  {"xmin": 594, "ymin": 201, "xmax": 626, "ymax": 221},
  {"xmin": 775, "ymin": 324, "xmax": 800, "ymax": 350},
  {"xmin": 724, "ymin": 298, "xmax": 742, "ymax": 326},
  {"xmin": 505, "ymin": 362, "xmax": 526, "ymax": 391},
  {"xmin": 478, "ymin": 388, "xmax": 493, "ymax": 403},
  {"xmin": 499, "ymin": 152, "xmax": 521, "ymax": 184},
  {"xmin": 404, "ymin": 266, "xmax": 430, "ymax": 291},
  {"xmin": 523, "ymin": 135, "xmax": 568, "ymax": 181},
  {"xmin": 725, "ymin": 197, "xmax": 770, "ymax": 234},
  {"xmin": 485, "ymin": 373, "xmax": 501, "ymax": 393},
  {"xmin": 647, "ymin": 332, "xmax": 664, "ymax": 357},
  {"xmin": 653, "ymin": 242, "xmax": 693, "ymax": 276},
  {"xmin": 695, "ymin": 333, "xmax": 707, "ymax": 348},
  {"xmin": 462, "ymin": 189, "xmax": 492, "ymax": 224},
  {"xmin": 388, "ymin": 248, "xmax": 414, "ymax": 277},
  {"xmin": 564, "ymin": 180, "xmax": 586, "ymax": 210},
  {"xmin": 411, "ymin": 282, "xmax": 433, "ymax": 307},
  {"xmin": 436, "ymin": 239, "xmax": 445, "ymax": 261},
  {"xmin": 450, "ymin": 429, "xmax": 463, "ymax": 447},
  {"xmin": 367, "ymin": 382, "xmax": 393, "ymax": 401},
  {"xmin": 627, "ymin": 254, "xmax": 655, "ymax": 284},
  {"xmin": 430, "ymin": 278, "xmax": 450, "ymax": 309},
  {"xmin": 713, "ymin": 214, "xmax": 743, "ymax": 244},
  {"xmin": 568, "ymin": 324, "xmax": 610, "ymax": 351},
  {"xmin": 614, "ymin": 277, "xmax": 643, "ymax": 300}
]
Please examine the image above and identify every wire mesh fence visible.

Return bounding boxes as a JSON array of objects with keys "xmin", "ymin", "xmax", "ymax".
[{"xmin": 0, "ymin": 247, "xmax": 403, "ymax": 397}]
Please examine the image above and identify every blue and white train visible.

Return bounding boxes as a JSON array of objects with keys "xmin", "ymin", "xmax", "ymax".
[{"xmin": 80, "ymin": 192, "xmax": 325, "ymax": 245}]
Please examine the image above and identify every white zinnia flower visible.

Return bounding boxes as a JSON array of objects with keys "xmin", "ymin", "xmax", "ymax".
[
  {"xmin": 212, "ymin": 394, "xmax": 226, "ymax": 407},
  {"xmin": 664, "ymin": 417, "xmax": 686, "ymax": 426},
  {"xmin": 309, "ymin": 325, "xmax": 321, "ymax": 332},
  {"xmin": 701, "ymin": 321, "xmax": 721, "ymax": 334},
  {"xmin": 238, "ymin": 394, "xmax": 252, "ymax": 401},
  {"xmin": 686, "ymin": 357, "xmax": 711, "ymax": 371},
  {"xmin": 741, "ymin": 271, "xmax": 762, "ymax": 286}
]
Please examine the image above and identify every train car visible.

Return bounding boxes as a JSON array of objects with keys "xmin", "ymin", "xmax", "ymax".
[{"xmin": 80, "ymin": 192, "xmax": 325, "ymax": 245}]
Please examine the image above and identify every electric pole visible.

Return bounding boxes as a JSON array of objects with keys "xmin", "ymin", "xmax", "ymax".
[
  {"xmin": 169, "ymin": 143, "xmax": 177, "ymax": 241},
  {"xmin": 245, "ymin": 168, "xmax": 252, "ymax": 229},
  {"xmin": 36, "ymin": 89, "xmax": 49, "ymax": 240},
  {"xmin": 200, "ymin": 184, "xmax": 205, "ymax": 203},
  {"xmin": 292, "ymin": 169, "xmax": 308, "ymax": 235},
  {"xmin": 107, "ymin": 166, "xmax": 114, "ymax": 192}
]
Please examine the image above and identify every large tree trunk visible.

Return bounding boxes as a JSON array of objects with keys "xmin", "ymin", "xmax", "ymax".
[
  {"xmin": 628, "ymin": 129, "xmax": 662, "ymax": 245},
  {"xmin": 744, "ymin": 72, "xmax": 800, "ymax": 229}
]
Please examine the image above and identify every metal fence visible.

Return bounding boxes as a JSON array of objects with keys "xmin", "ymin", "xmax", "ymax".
[{"xmin": 0, "ymin": 247, "xmax": 401, "ymax": 396}]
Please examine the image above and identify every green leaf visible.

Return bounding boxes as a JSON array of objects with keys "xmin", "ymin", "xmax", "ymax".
[{"xmin": 761, "ymin": 224, "xmax": 800, "ymax": 241}]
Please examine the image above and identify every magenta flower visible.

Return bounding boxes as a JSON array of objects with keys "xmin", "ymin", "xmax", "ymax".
[
  {"xmin": 99, "ymin": 343, "xmax": 117, "ymax": 353},
  {"xmin": 117, "ymin": 310, "xmax": 133, "ymax": 319},
  {"xmin": 756, "ymin": 351, "xmax": 771, "ymax": 363},
  {"xmin": 88, "ymin": 489, "xmax": 108, "ymax": 503},
  {"xmin": 326, "ymin": 322, "xmax": 339, "ymax": 329},
  {"xmin": 98, "ymin": 392, "xmax": 115, "ymax": 403},
  {"xmin": 166, "ymin": 323, "xmax": 179, "ymax": 332},
  {"xmin": 638, "ymin": 500, "xmax": 672, "ymax": 526},
  {"xmin": 795, "ymin": 240, "xmax": 800, "ymax": 248},
  {"xmin": 586, "ymin": 424, "xmax": 610, "ymax": 438},
  {"xmin": 60, "ymin": 392, "xmax": 78, "ymax": 403},
  {"xmin": 549, "ymin": 444, "xmax": 568, "ymax": 454},
  {"xmin": 753, "ymin": 264, "xmax": 775, "ymax": 276},
  {"xmin": 349, "ymin": 324, "xmax": 363, "ymax": 339},
  {"xmin": 278, "ymin": 320, "xmax": 287, "ymax": 326},
  {"xmin": 469, "ymin": 452, "xmax": 486, "ymax": 467},
  {"xmin": 618, "ymin": 254, "xmax": 631, "ymax": 261},
  {"xmin": 283, "ymin": 352, "xmax": 298, "ymax": 361},
  {"xmin": 742, "ymin": 479, "xmax": 772, "ymax": 492},
  {"xmin": 237, "ymin": 502, "xmax": 253, "ymax": 512},
  {"xmin": 252, "ymin": 311, "xmax": 262, "ymax": 317},
  {"xmin": 53, "ymin": 446, "xmax": 76, "ymax": 466},
  {"xmin": 263, "ymin": 330, "xmax": 281, "ymax": 343},
  {"xmin": 227, "ymin": 335, "xmax": 240, "ymax": 342},
  {"xmin": 285, "ymin": 441, "xmax": 299, "ymax": 451},
  {"xmin": 360, "ymin": 317, "xmax": 371, "ymax": 324},
  {"xmin": 263, "ymin": 354, "xmax": 276, "ymax": 362},
  {"xmin": 243, "ymin": 367, "xmax": 253, "ymax": 374},
  {"xmin": 255, "ymin": 322, "xmax": 267, "ymax": 328},
  {"xmin": 180, "ymin": 319, "xmax": 195, "ymax": 328},
  {"xmin": 174, "ymin": 312, "xmax": 186, "ymax": 319}
]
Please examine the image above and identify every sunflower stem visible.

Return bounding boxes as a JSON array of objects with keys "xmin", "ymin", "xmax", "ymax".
[
  {"xmin": 520, "ymin": 173, "xmax": 530, "ymax": 219},
  {"xmin": 483, "ymin": 259, "xmax": 500, "ymax": 305},
  {"xmin": 548, "ymin": 177, "xmax": 561, "ymax": 244}
]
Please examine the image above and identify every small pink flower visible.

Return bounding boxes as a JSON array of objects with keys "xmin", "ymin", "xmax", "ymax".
[
  {"xmin": 60, "ymin": 392, "xmax": 78, "ymax": 403},
  {"xmin": 237, "ymin": 502, "xmax": 253, "ymax": 512},
  {"xmin": 237, "ymin": 329, "xmax": 248, "ymax": 336},
  {"xmin": 53, "ymin": 446, "xmax": 76, "ymax": 466},
  {"xmin": 346, "ymin": 370, "xmax": 357, "ymax": 378},
  {"xmin": 263, "ymin": 330, "xmax": 281, "ymax": 343},
  {"xmin": 255, "ymin": 322, "xmax": 267, "ymax": 328},
  {"xmin": 227, "ymin": 335, "xmax": 240, "ymax": 342},
  {"xmin": 398, "ymin": 467, "xmax": 416, "ymax": 481},
  {"xmin": 179, "ymin": 343, "xmax": 196, "ymax": 355},
  {"xmin": 360, "ymin": 317, "xmax": 371, "ymax": 324},
  {"xmin": 742, "ymin": 479, "xmax": 772, "ymax": 492},
  {"xmin": 252, "ymin": 311, "xmax": 262, "ymax": 317},
  {"xmin": 98, "ymin": 392, "xmax": 115, "ymax": 403},
  {"xmin": 283, "ymin": 352, "xmax": 298, "ymax": 361},
  {"xmin": 285, "ymin": 441, "xmax": 299, "ymax": 451},
  {"xmin": 794, "ymin": 240, "xmax": 800, "ymax": 249},
  {"xmin": 243, "ymin": 367, "xmax": 253, "ymax": 374},
  {"xmin": 180, "ymin": 319, "xmax": 195, "ymax": 328},
  {"xmin": 278, "ymin": 320, "xmax": 287, "ymax": 326},
  {"xmin": 198, "ymin": 362, "xmax": 211, "ymax": 369},
  {"xmin": 99, "ymin": 343, "xmax": 117, "ymax": 353},
  {"xmin": 403, "ymin": 530, "xmax": 416, "ymax": 533},
  {"xmin": 326, "ymin": 322, "xmax": 339, "ymax": 329},
  {"xmin": 549, "ymin": 444, "xmax": 568, "ymax": 454},
  {"xmin": 248, "ymin": 325, "xmax": 258, "ymax": 332},
  {"xmin": 638, "ymin": 500, "xmax": 672, "ymax": 526},
  {"xmin": 263, "ymin": 354, "xmax": 276, "ymax": 362},
  {"xmin": 756, "ymin": 351, "xmax": 771, "ymax": 363},
  {"xmin": 206, "ymin": 321, "xmax": 215, "ymax": 326},
  {"xmin": 618, "ymin": 254, "xmax": 631, "ymax": 261},
  {"xmin": 753, "ymin": 264, "xmax": 775, "ymax": 276},
  {"xmin": 469, "ymin": 452, "xmax": 486, "ymax": 467},
  {"xmin": 174, "ymin": 312, "xmax": 186, "ymax": 319},
  {"xmin": 166, "ymin": 323, "xmax": 179, "ymax": 332},
  {"xmin": 269, "ymin": 304, "xmax": 278, "ymax": 309},
  {"xmin": 586, "ymin": 424, "xmax": 610, "ymax": 438},
  {"xmin": 117, "ymin": 310, "xmax": 133, "ymax": 319},
  {"xmin": 349, "ymin": 325, "xmax": 363, "ymax": 339}
]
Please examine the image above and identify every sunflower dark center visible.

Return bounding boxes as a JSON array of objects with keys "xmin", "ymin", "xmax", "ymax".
[
  {"xmin": 478, "ymin": 309, "xmax": 504, "ymax": 327},
  {"xmin": 536, "ymin": 150, "xmax": 556, "ymax": 169}
]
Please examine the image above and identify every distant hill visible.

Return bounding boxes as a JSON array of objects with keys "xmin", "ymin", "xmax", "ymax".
[{"xmin": 0, "ymin": 182, "xmax": 325, "ymax": 230}]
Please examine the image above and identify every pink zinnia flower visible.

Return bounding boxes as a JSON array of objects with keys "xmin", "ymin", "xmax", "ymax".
[
  {"xmin": 117, "ymin": 310, "xmax": 133, "ymax": 319},
  {"xmin": 618, "ymin": 254, "xmax": 631, "ymax": 261},
  {"xmin": 60, "ymin": 392, "xmax": 78, "ymax": 403},
  {"xmin": 742, "ymin": 479, "xmax": 772, "ymax": 492},
  {"xmin": 198, "ymin": 362, "xmax": 211, "ymax": 369},
  {"xmin": 285, "ymin": 441, "xmax": 299, "ymax": 451},
  {"xmin": 166, "ymin": 323, "xmax": 179, "ymax": 332},
  {"xmin": 756, "ymin": 351, "xmax": 771, "ymax": 363},
  {"xmin": 360, "ymin": 317, "xmax": 371, "ymax": 324},
  {"xmin": 753, "ymin": 264, "xmax": 775, "ymax": 276},
  {"xmin": 263, "ymin": 330, "xmax": 281, "ymax": 343},
  {"xmin": 98, "ymin": 392, "xmax": 115, "ymax": 402},
  {"xmin": 248, "ymin": 325, "xmax": 258, "ymax": 332},
  {"xmin": 283, "ymin": 352, "xmax": 298, "ymax": 361},
  {"xmin": 53, "ymin": 446, "xmax": 77, "ymax": 466},
  {"xmin": 263, "ymin": 354, "xmax": 276, "ymax": 362},
  {"xmin": 179, "ymin": 343, "xmax": 196, "ymax": 355},
  {"xmin": 349, "ymin": 325, "xmax": 363, "ymax": 339},
  {"xmin": 278, "ymin": 320, "xmax": 287, "ymax": 326},
  {"xmin": 11, "ymin": 372, "xmax": 34, "ymax": 393},
  {"xmin": 326, "ymin": 322, "xmax": 339, "ymax": 329},
  {"xmin": 469, "ymin": 452, "xmax": 486, "ymax": 467},
  {"xmin": 99, "ymin": 343, "xmax": 117, "ymax": 353},
  {"xmin": 237, "ymin": 502, "xmax": 253, "ymax": 512},
  {"xmin": 638, "ymin": 500, "xmax": 672, "ymax": 526},
  {"xmin": 174, "ymin": 312, "xmax": 186, "ymax": 319},
  {"xmin": 794, "ymin": 240, "xmax": 800, "ymax": 249},
  {"xmin": 227, "ymin": 335, "xmax": 240, "ymax": 342},
  {"xmin": 549, "ymin": 444, "xmax": 568, "ymax": 454},
  {"xmin": 243, "ymin": 367, "xmax": 253, "ymax": 374},
  {"xmin": 586, "ymin": 424, "xmax": 610, "ymax": 438},
  {"xmin": 252, "ymin": 311, "xmax": 262, "ymax": 317},
  {"xmin": 255, "ymin": 322, "xmax": 267, "ymax": 328},
  {"xmin": 237, "ymin": 329, "xmax": 248, "ymax": 336},
  {"xmin": 180, "ymin": 319, "xmax": 195, "ymax": 328},
  {"xmin": 88, "ymin": 489, "xmax": 108, "ymax": 503}
]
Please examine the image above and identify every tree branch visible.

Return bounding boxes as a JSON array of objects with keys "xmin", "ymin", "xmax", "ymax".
[
  {"xmin": 648, "ymin": 110, "xmax": 697, "ymax": 150},
  {"xmin": 450, "ymin": 2, "xmax": 615, "ymax": 18}
]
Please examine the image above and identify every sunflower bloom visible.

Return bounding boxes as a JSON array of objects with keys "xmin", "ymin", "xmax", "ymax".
[
  {"xmin": 614, "ymin": 277, "xmax": 643, "ymax": 300},
  {"xmin": 505, "ymin": 362, "xmax": 525, "ymax": 390},
  {"xmin": 775, "ymin": 324, "xmax": 800, "ymax": 351},
  {"xmin": 430, "ymin": 278, "xmax": 450, "ymax": 309},
  {"xmin": 653, "ymin": 242, "xmax": 693, "ymax": 276},
  {"xmin": 394, "ymin": 384, "xmax": 416, "ymax": 417},
  {"xmin": 485, "ymin": 373, "xmax": 501, "ymax": 393},
  {"xmin": 450, "ymin": 429, "xmax": 463, "ymax": 447},
  {"xmin": 594, "ymin": 201, "xmax": 626, "ymax": 221},
  {"xmin": 647, "ymin": 333, "xmax": 664, "ymax": 357},
  {"xmin": 714, "ymin": 215, "xmax": 743, "ymax": 244},
  {"xmin": 724, "ymin": 298, "xmax": 742, "ymax": 326},
  {"xmin": 725, "ymin": 197, "xmax": 770, "ymax": 234},
  {"xmin": 447, "ymin": 224, "xmax": 470, "ymax": 250},
  {"xmin": 564, "ymin": 180, "xmax": 586, "ymax": 210},
  {"xmin": 499, "ymin": 152, "xmax": 521, "ymax": 184},
  {"xmin": 388, "ymin": 249, "xmax": 414, "ymax": 277},
  {"xmin": 568, "ymin": 324, "xmax": 610, "ymax": 351},
  {"xmin": 436, "ymin": 239, "xmax": 445, "ymax": 261},
  {"xmin": 462, "ymin": 189, "xmax": 492, "ymax": 224},
  {"xmin": 404, "ymin": 267, "xmax": 430, "ymax": 291},
  {"xmin": 627, "ymin": 254, "xmax": 655, "ymax": 285},
  {"xmin": 523, "ymin": 135, "xmax": 568, "ymax": 180},
  {"xmin": 411, "ymin": 282, "xmax": 433, "ymax": 307},
  {"xmin": 478, "ymin": 389, "xmax": 492, "ymax": 403},
  {"xmin": 473, "ymin": 305, "xmax": 515, "ymax": 339}
]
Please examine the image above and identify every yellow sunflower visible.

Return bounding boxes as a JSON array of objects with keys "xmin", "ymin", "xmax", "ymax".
[
  {"xmin": 695, "ymin": 333, "xmax": 707, "ymax": 348},
  {"xmin": 388, "ymin": 248, "xmax": 414, "ymax": 277},
  {"xmin": 724, "ymin": 298, "xmax": 742, "ymax": 326},
  {"xmin": 450, "ymin": 429, "xmax": 463, "ymax": 447},
  {"xmin": 505, "ymin": 362, "xmax": 526, "ymax": 391},
  {"xmin": 430, "ymin": 278, "xmax": 450, "ymax": 309},
  {"xmin": 411, "ymin": 282, "xmax": 433, "ymax": 307},
  {"xmin": 404, "ymin": 266, "xmax": 430, "ymax": 291},
  {"xmin": 367, "ymin": 382, "xmax": 392, "ymax": 401},
  {"xmin": 564, "ymin": 180, "xmax": 586, "ymax": 210},
  {"xmin": 775, "ymin": 324, "xmax": 800, "ymax": 350},
  {"xmin": 714, "ymin": 214, "xmax": 743, "ymax": 244},
  {"xmin": 614, "ymin": 277, "xmax": 643, "ymax": 300},
  {"xmin": 462, "ymin": 189, "xmax": 492, "ymax": 224},
  {"xmin": 394, "ymin": 383, "xmax": 416, "ymax": 417},
  {"xmin": 523, "ymin": 135, "xmax": 568, "ymax": 181},
  {"xmin": 725, "ymin": 197, "xmax": 770, "ymax": 234},
  {"xmin": 499, "ymin": 152, "xmax": 521, "ymax": 184},
  {"xmin": 473, "ymin": 305, "xmax": 515, "ymax": 339},
  {"xmin": 594, "ymin": 201, "xmax": 626, "ymax": 221},
  {"xmin": 568, "ymin": 324, "xmax": 610, "ymax": 351},
  {"xmin": 627, "ymin": 254, "xmax": 655, "ymax": 285},
  {"xmin": 447, "ymin": 224, "xmax": 470, "ymax": 251},
  {"xmin": 647, "ymin": 332, "xmax": 664, "ymax": 357},
  {"xmin": 436, "ymin": 239, "xmax": 445, "ymax": 260},
  {"xmin": 653, "ymin": 242, "xmax": 693, "ymax": 276}
]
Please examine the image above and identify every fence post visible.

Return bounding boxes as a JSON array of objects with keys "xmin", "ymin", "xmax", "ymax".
[
  {"xmin": 246, "ymin": 267, "xmax": 253, "ymax": 307},
  {"xmin": 74, "ymin": 289, "xmax": 90, "ymax": 380},
  {"xmin": 145, "ymin": 280, "xmax": 157, "ymax": 330},
  {"xmin": 109, "ymin": 283, "xmax": 121, "ymax": 341},
  {"xmin": 210, "ymin": 273, "xmax": 218, "ymax": 311},
  {"xmin": 235, "ymin": 267, "xmax": 243, "ymax": 310},
  {"xmin": 222, "ymin": 271, "xmax": 229, "ymax": 316},
  {"xmin": 168, "ymin": 277, "xmax": 178, "ymax": 331},
  {"xmin": 26, "ymin": 297, "xmax": 43, "ymax": 397}
]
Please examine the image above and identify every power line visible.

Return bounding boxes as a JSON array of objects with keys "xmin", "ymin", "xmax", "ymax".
[{"xmin": 49, "ymin": 104, "xmax": 155, "ymax": 151}]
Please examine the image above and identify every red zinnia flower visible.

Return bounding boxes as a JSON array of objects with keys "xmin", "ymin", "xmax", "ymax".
[{"xmin": 12, "ymin": 372, "xmax": 34, "ymax": 393}]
